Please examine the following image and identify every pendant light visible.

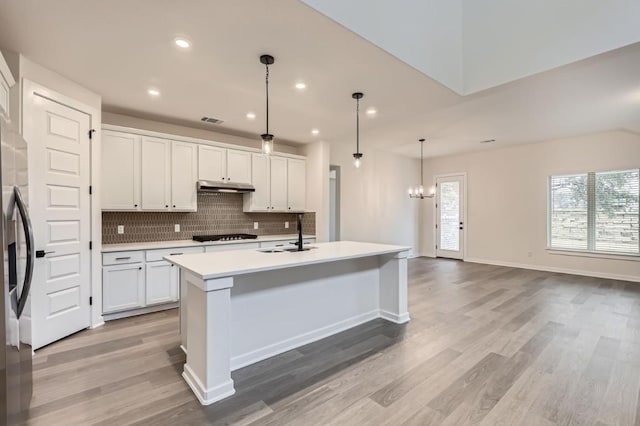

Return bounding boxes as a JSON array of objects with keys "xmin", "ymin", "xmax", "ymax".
[
  {"xmin": 409, "ymin": 138, "xmax": 434, "ymax": 199},
  {"xmin": 260, "ymin": 54, "xmax": 275, "ymax": 154},
  {"xmin": 352, "ymin": 92, "xmax": 364, "ymax": 168}
]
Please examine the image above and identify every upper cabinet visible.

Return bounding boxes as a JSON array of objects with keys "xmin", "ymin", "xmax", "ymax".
[
  {"xmin": 102, "ymin": 130, "xmax": 140, "ymax": 210},
  {"xmin": 141, "ymin": 137, "xmax": 171, "ymax": 210},
  {"xmin": 0, "ymin": 51, "xmax": 16, "ymax": 119},
  {"xmin": 287, "ymin": 158, "xmax": 306, "ymax": 212},
  {"xmin": 102, "ymin": 131, "xmax": 197, "ymax": 212},
  {"xmin": 170, "ymin": 141, "xmax": 197, "ymax": 211},
  {"xmin": 244, "ymin": 154, "xmax": 306, "ymax": 213},
  {"xmin": 198, "ymin": 145, "xmax": 251, "ymax": 184},
  {"xmin": 101, "ymin": 127, "xmax": 304, "ymax": 214}
]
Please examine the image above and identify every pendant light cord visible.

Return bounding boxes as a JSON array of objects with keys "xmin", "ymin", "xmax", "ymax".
[
  {"xmin": 420, "ymin": 139, "xmax": 424, "ymax": 186},
  {"xmin": 356, "ymin": 97, "xmax": 360, "ymax": 154},
  {"xmin": 265, "ymin": 63, "xmax": 270, "ymax": 135}
]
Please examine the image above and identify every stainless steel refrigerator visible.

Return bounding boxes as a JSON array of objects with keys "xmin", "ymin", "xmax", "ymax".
[{"xmin": 1, "ymin": 112, "xmax": 33, "ymax": 424}]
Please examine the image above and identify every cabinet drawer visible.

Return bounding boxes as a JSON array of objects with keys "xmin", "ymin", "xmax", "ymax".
[
  {"xmin": 205, "ymin": 242, "xmax": 260, "ymax": 253},
  {"xmin": 103, "ymin": 251, "xmax": 144, "ymax": 265},
  {"xmin": 146, "ymin": 246, "xmax": 204, "ymax": 262},
  {"xmin": 260, "ymin": 238, "xmax": 315, "ymax": 249}
]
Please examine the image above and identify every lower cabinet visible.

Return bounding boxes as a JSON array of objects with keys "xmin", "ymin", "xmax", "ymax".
[
  {"xmin": 103, "ymin": 263, "xmax": 145, "ymax": 314},
  {"xmin": 146, "ymin": 261, "xmax": 179, "ymax": 305}
]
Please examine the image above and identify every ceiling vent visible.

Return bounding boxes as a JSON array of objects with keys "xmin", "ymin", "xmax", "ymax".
[{"xmin": 201, "ymin": 116, "xmax": 224, "ymax": 124}]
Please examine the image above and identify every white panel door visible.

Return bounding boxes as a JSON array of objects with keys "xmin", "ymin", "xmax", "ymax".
[
  {"xmin": 270, "ymin": 156, "xmax": 288, "ymax": 211},
  {"xmin": 102, "ymin": 263, "xmax": 145, "ymax": 313},
  {"xmin": 101, "ymin": 131, "xmax": 140, "ymax": 210},
  {"xmin": 198, "ymin": 145, "xmax": 226, "ymax": 182},
  {"xmin": 247, "ymin": 153, "xmax": 270, "ymax": 211},
  {"xmin": 287, "ymin": 158, "xmax": 306, "ymax": 212},
  {"xmin": 27, "ymin": 93, "xmax": 91, "ymax": 349},
  {"xmin": 171, "ymin": 141, "xmax": 197, "ymax": 211},
  {"xmin": 226, "ymin": 150, "xmax": 252, "ymax": 184},
  {"xmin": 436, "ymin": 175, "xmax": 465, "ymax": 260},
  {"xmin": 145, "ymin": 261, "xmax": 178, "ymax": 305},
  {"xmin": 141, "ymin": 137, "xmax": 171, "ymax": 210}
]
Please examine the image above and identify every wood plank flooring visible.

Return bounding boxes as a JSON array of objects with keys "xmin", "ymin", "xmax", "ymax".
[{"xmin": 24, "ymin": 258, "xmax": 640, "ymax": 425}]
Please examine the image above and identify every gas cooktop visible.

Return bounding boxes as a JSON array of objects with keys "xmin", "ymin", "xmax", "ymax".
[{"xmin": 192, "ymin": 233, "xmax": 258, "ymax": 242}]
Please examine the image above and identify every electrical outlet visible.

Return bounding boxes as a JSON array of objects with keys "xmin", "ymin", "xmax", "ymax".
[
  {"xmin": 254, "ymin": 222, "xmax": 259, "ymax": 230},
  {"xmin": 174, "ymin": 224, "xmax": 180, "ymax": 232},
  {"xmin": 285, "ymin": 221, "xmax": 289, "ymax": 229},
  {"xmin": 117, "ymin": 225, "xmax": 124, "ymax": 234}
]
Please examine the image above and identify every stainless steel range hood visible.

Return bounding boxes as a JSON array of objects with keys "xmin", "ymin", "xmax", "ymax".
[{"xmin": 197, "ymin": 180, "xmax": 255, "ymax": 193}]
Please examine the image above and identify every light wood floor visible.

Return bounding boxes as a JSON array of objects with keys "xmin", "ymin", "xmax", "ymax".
[{"xmin": 25, "ymin": 258, "xmax": 640, "ymax": 425}]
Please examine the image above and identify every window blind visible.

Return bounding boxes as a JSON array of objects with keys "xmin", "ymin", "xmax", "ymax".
[{"xmin": 549, "ymin": 169, "xmax": 639, "ymax": 255}]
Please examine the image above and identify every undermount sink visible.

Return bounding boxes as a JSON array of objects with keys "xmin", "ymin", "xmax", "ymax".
[{"xmin": 258, "ymin": 246, "xmax": 317, "ymax": 253}]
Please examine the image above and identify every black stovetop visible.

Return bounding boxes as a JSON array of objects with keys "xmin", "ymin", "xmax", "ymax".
[{"xmin": 192, "ymin": 233, "xmax": 258, "ymax": 242}]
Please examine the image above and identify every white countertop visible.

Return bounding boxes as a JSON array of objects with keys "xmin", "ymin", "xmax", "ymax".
[
  {"xmin": 101, "ymin": 234, "xmax": 316, "ymax": 252},
  {"xmin": 165, "ymin": 241, "xmax": 410, "ymax": 280}
]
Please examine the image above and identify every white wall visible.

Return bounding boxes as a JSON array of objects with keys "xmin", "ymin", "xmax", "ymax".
[
  {"xmin": 421, "ymin": 130, "xmax": 640, "ymax": 282},
  {"xmin": 330, "ymin": 141, "xmax": 421, "ymax": 256},
  {"xmin": 303, "ymin": 141, "xmax": 331, "ymax": 242},
  {"xmin": 102, "ymin": 112, "xmax": 301, "ymax": 156},
  {"xmin": 462, "ymin": 0, "xmax": 640, "ymax": 93},
  {"xmin": 301, "ymin": 0, "xmax": 463, "ymax": 93}
]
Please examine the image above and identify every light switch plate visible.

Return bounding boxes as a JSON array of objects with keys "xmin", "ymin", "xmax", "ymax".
[
  {"xmin": 285, "ymin": 221, "xmax": 289, "ymax": 229},
  {"xmin": 174, "ymin": 224, "xmax": 180, "ymax": 232},
  {"xmin": 117, "ymin": 225, "xmax": 124, "ymax": 234},
  {"xmin": 254, "ymin": 222, "xmax": 259, "ymax": 230}
]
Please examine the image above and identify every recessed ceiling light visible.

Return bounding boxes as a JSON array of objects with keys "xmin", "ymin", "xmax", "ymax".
[
  {"xmin": 311, "ymin": 129, "xmax": 319, "ymax": 135},
  {"xmin": 480, "ymin": 139, "xmax": 496, "ymax": 144},
  {"xmin": 174, "ymin": 38, "xmax": 191, "ymax": 49},
  {"xmin": 246, "ymin": 112, "xmax": 256, "ymax": 120},
  {"xmin": 366, "ymin": 108, "xmax": 377, "ymax": 115},
  {"xmin": 295, "ymin": 82, "xmax": 307, "ymax": 90},
  {"xmin": 148, "ymin": 89, "xmax": 160, "ymax": 96}
]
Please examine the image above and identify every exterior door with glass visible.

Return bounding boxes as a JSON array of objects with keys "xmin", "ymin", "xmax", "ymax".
[{"xmin": 436, "ymin": 175, "xmax": 465, "ymax": 260}]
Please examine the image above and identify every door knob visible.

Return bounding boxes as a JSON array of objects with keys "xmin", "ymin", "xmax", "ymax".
[{"xmin": 35, "ymin": 250, "xmax": 55, "ymax": 258}]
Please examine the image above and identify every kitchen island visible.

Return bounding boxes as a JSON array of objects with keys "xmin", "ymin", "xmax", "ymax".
[{"xmin": 165, "ymin": 240, "xmax": 411, "ymax": 405}]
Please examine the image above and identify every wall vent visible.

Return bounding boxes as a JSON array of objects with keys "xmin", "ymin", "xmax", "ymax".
[{"xmin": 201, "ymin": 116, "xmax": 224, "ymax": 124}]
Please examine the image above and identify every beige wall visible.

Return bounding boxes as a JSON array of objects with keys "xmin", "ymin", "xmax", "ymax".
[
  {"xmin": 103, "ymin": 111, "xmax": 302, "ymax": 155},
  {"xmin": 331, "ymin": 141, "xmax": 421, "ymax": 256},
  {"xmin": 421, "ymin": 130, "xmax": 640, "ymax": 281}
]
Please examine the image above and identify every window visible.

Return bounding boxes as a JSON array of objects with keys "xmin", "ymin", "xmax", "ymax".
[{"xmin": 549, "ymin": 169, "xmax": 639, "ymax": 255}]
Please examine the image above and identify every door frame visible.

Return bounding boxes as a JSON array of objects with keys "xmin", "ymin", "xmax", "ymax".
[
  {"xmin": 433, "ymin": 172, "xmax": 467, "ymax": 261},
  {"xmin": 22, "ymin": 79, "xmax": 103, "ymax": 329}
]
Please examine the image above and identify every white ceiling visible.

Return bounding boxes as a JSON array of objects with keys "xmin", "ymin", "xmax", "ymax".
[{"xmin": 0, "ymin": 0, "xmax": 638, "ymax": 159}]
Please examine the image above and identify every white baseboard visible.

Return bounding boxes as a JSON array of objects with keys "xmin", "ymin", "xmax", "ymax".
[
  {"xmin": 183, "ymin": 365, "xmax": 235, "ymax": 406},
  {"xmin": 465, "ymin": 257, "xmax": 640, "ymax": 283},
  {"xmin": 380, "ymin": 310, "xmax": 410, "ymax": 324},
  {"xmin": 89, "ymin": 321, "xmax": 105, "ymax": 329},
  {"xmin": 230, "ymin": 309, "xmax": 380, "ymax": 371},
  {"xmin": 103, "ymin": 302, "xmax": 178, "ymax": 321}
]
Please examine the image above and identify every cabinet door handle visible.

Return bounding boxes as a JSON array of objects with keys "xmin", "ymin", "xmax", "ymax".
[
  {"xmin": 222, "ymin": 177, "xmax": 225, "ymax": 180},
  {"xmin": 173, "ymin": 205, "xmax": 176, "ymax": 208},
  {"xmin": 170, "ymin": 253, "xmax": 183, "ymax": 256},
  {"xmin": 134, "ymin": 204, "xmax": 138, "ymax": 207},
  {"xmin": 138, "ymin": 266, "xmax": 142, "ymax": 270},
  {"xmin": 115, "ymin": 257, "xmax": 131, "ymax": 260}
]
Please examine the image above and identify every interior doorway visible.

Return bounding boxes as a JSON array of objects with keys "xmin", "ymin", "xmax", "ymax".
[{"xmin": 329, "ymin": 166, "xmax": 340, "ymax": 241}]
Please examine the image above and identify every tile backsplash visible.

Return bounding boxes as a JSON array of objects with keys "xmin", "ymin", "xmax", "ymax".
[{"xmin": 102, "ymin": 193, "xmax": 316, "ymax": 244}]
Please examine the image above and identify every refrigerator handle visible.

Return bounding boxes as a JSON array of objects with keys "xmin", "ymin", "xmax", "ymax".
[{"xmin": 13, "ymin": 186, "xmax": 34, "ymax": 319}]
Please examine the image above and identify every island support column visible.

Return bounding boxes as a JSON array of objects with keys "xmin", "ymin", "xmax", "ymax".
[
  {"xmin": 378, "ymin": 250, "xmax": 410, "ymax": 323},
  {"xmin": 181, "ymin": 271, "xmax": 236, "ymax": 405}
]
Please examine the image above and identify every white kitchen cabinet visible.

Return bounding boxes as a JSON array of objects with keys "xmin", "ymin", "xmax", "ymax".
[
  {"xmin": 0, "ymin": 51, "xmax": 13, "ymax": 118},
  {"xmin": 199, "ymin": 145, "xmax": 252, "ymax": 184},
  {"xmin": 270, "ymin": 156, "xmax": 288, "ymax": 211},
  {"xmin": 287, "ymin": 158, "xmax": 306, "ymax": 212},
  {"xmin": 146, "ymin": 261, "xmax": 178, "ymax": 305},
  {"xmin": 198, "ymin": 145, "xmax": 226, "ymax": 182},
  {"xmin": 141, "ymin": 136, "xmax": 171, "ymax": 210},
  {"xmin": 226, "ymin": 149, "xmax": 252, "ymax": 184},
  {"xmin": 103, "ymin": 263, "xmax": 145, "ymax": 313},
  {"xmin": 171, "ymin": 141, "xmax": 197, "ymax": 211},
  {"xmin": 244, "ymin": 153, "xmax": 271, "ymax": 212},
  {"xmin": 102, "ymin": 131, "xmax": 141, "ymax": 210}
]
